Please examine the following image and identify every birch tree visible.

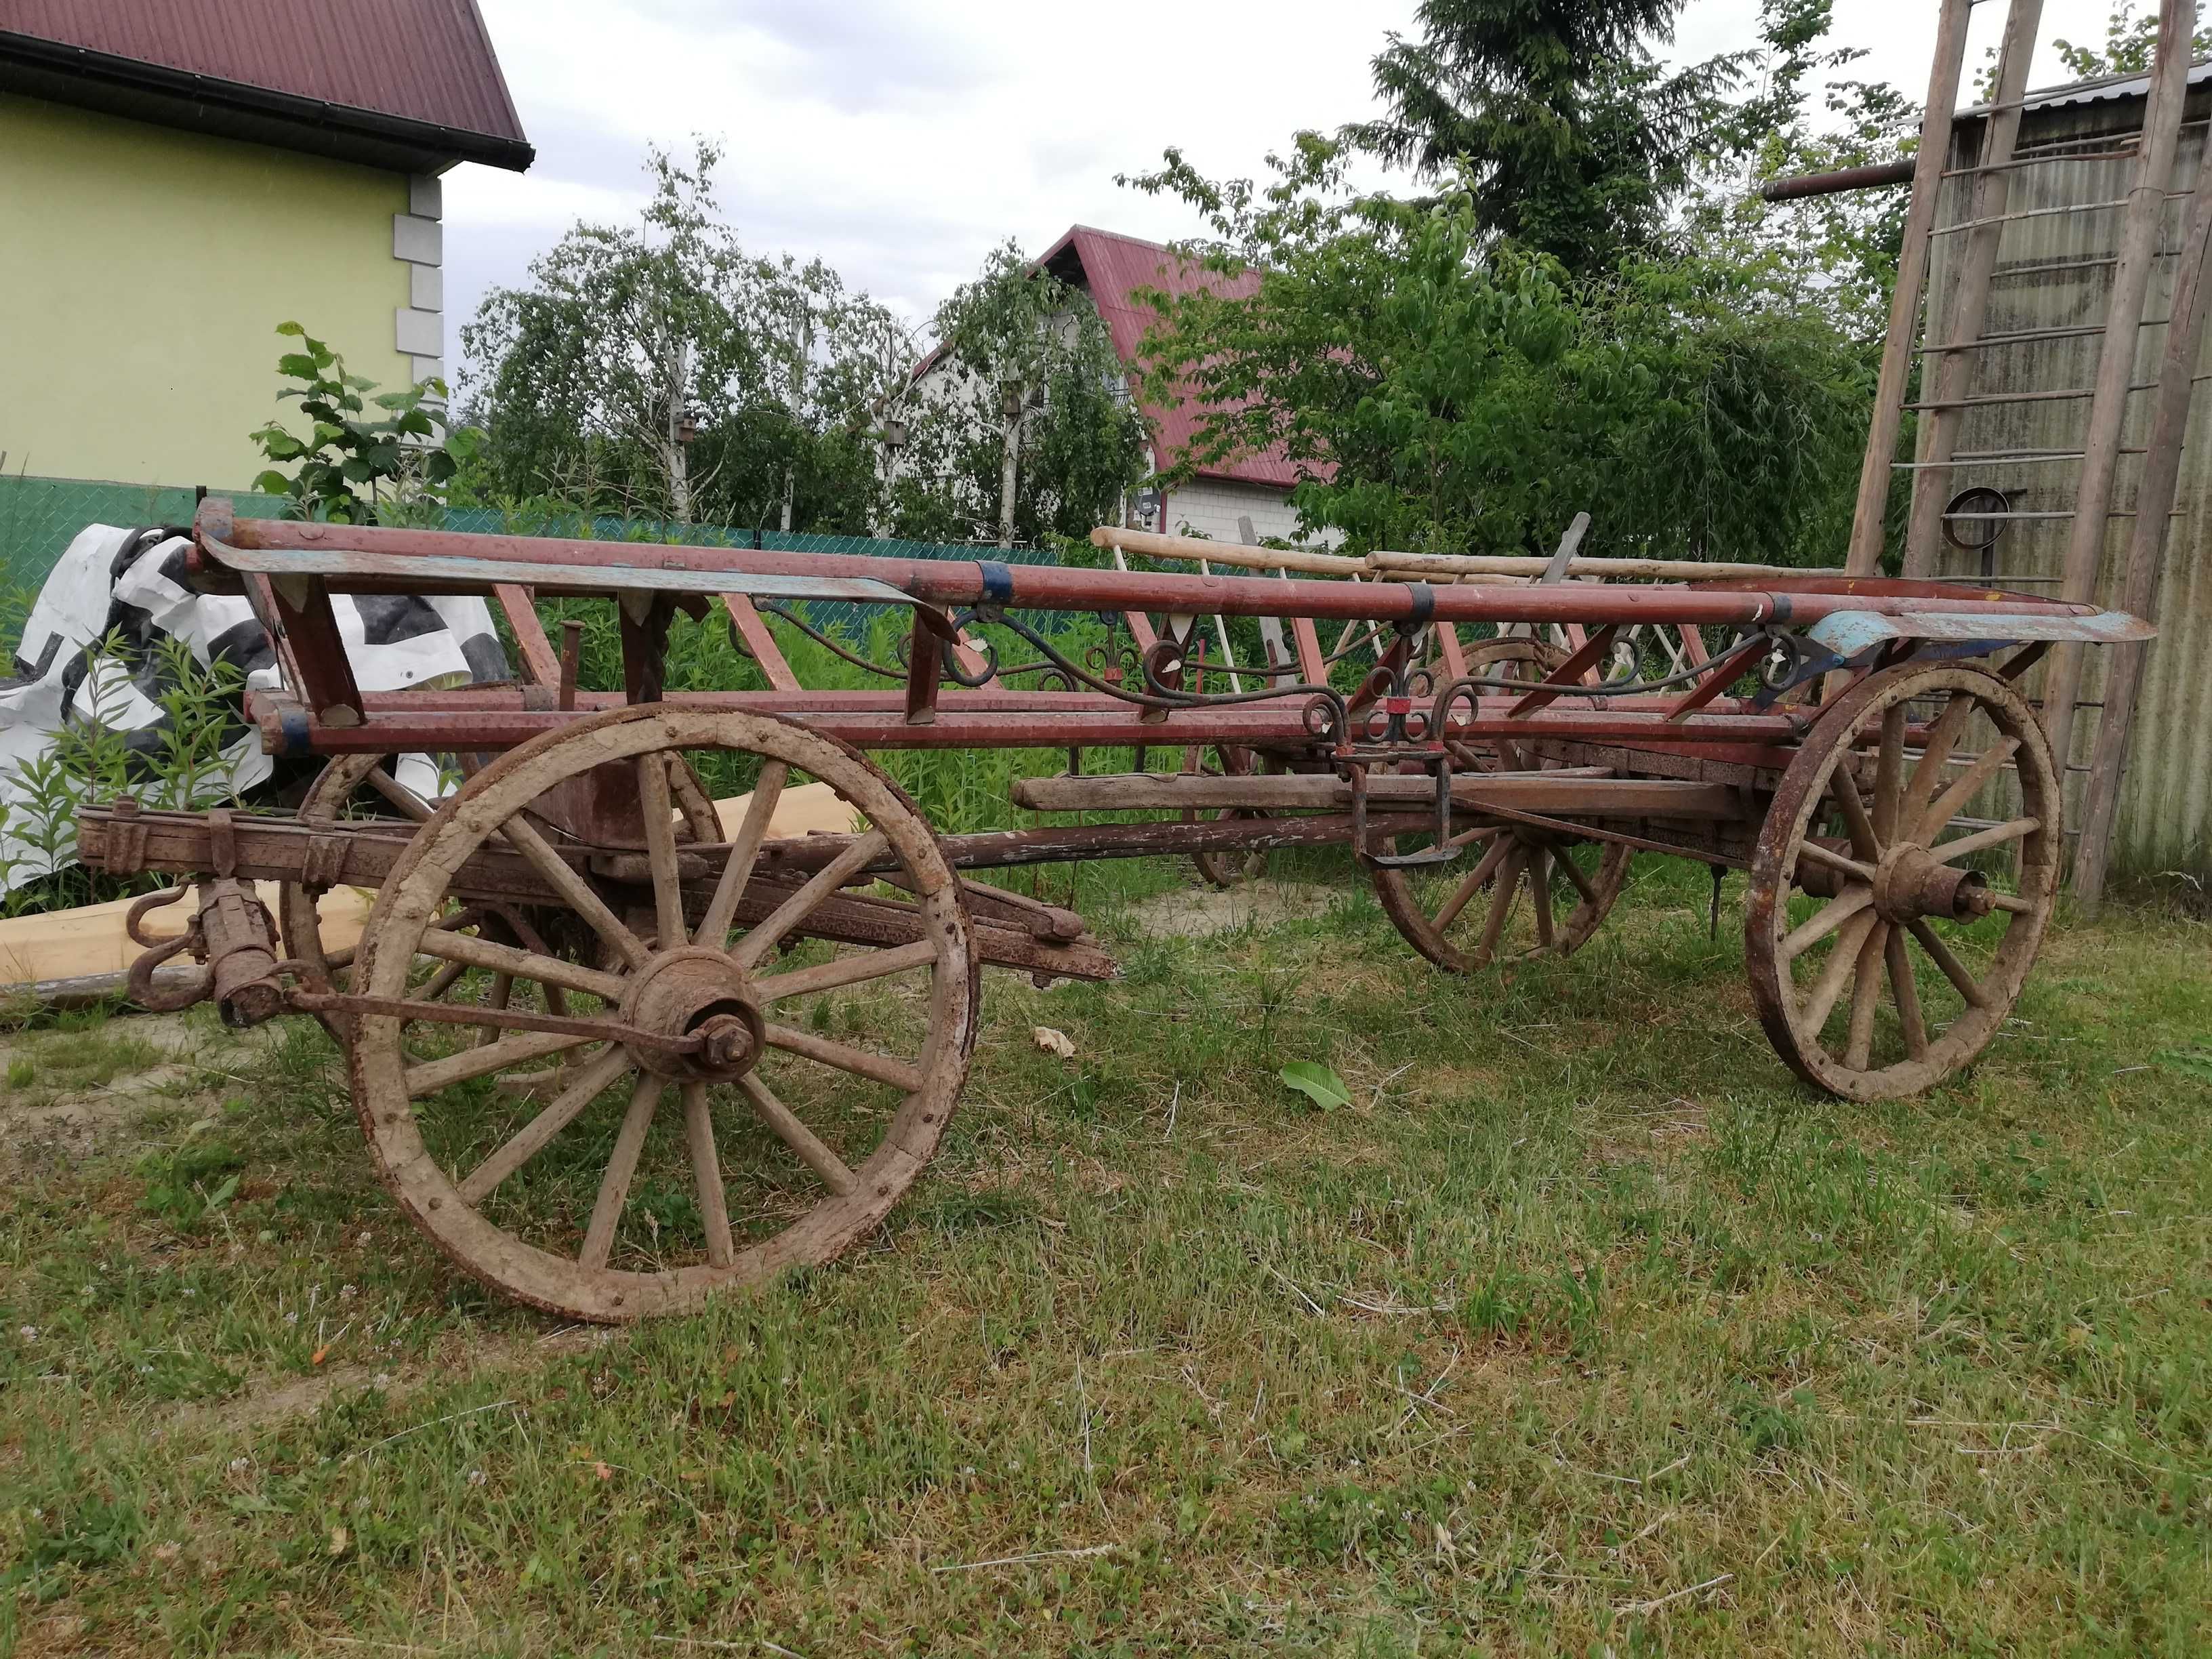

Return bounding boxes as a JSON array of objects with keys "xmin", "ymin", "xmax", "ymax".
[
  {"xmin": 898, "ymin": 241, "xmax": 1147, "ymax": 548},
  {"xmin": 462, "ymin": 142, "xmax": 755, "ymax": 520}
]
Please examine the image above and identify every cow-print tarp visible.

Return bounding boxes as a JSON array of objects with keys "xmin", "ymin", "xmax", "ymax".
[{"xmin": 0, "ymin": 523, "xmax": 509, "ymax": 889}]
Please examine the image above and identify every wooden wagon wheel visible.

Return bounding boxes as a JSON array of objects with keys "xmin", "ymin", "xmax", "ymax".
[
  {"xmin": 346, "ymin": 705, "xmax": 978, "ymax": 1322},
  {"xmin": 1745, "ymin": 661, "xmax": 2057, "ymax": 1101},
  {"xmin": 1181, "ymin": 743, "xmax": 1270, "ymax": 888},
  {"xmin": 1370, "ymin": 636, "xmax": 1633, "ymax": 972}
]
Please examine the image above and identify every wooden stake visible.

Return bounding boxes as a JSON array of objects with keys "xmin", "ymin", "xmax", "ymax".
[
  {"xmin": 2039, "ymin": 0, "xmax": 2196, "ymax": 787},
  {"xmin": 2072, "ymin": 98, "xmax": 2212, "ymax": 907}
]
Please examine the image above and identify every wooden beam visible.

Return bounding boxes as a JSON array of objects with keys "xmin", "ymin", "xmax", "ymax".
[
  {"xmin": 1900, "ymin": 0, "xmax": 2047, "ymax": 577},
  {"xmin": 1008, "ymin": 770, "xmax": 1742, "ymax": 819},
  {"xmin": 1845, "ymin": 0, "xmax": 1977, "ymax": 575}
]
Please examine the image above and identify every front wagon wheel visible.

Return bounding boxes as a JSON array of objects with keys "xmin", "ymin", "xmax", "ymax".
[
  {"xmin": 348, "ymin": 706, "xmax": 978, "ymax": 1322},
  {"xmin": 1745, "ymin": 663, "xmax": 2057, "ymax": 1101}
]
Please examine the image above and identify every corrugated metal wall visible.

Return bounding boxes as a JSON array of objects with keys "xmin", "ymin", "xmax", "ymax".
[{"xmin": 1916, "ymin": 85, "xmax": 2212, "ymax": 880}]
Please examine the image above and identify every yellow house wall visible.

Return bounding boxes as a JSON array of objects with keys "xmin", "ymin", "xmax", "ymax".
[{"xmin": 0, "ymin": 94, "xmax": 414, "ymax": 489}]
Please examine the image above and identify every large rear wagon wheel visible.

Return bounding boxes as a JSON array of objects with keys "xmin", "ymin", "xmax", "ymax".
[
  {"xmin": 348, "ymin": 705, "xmax": 978, "ymax": 1323},
  {"xmin": 1369, "ymin": 636, "xmax": 1632, "ymax": 972},
  {"xmin": 1181, "ymin": 743, "xmax": 1271, "ymax": 888},
  {"xmin": 1745, "ymin": 662, "xmax": 2057, "ymax": 1101}
]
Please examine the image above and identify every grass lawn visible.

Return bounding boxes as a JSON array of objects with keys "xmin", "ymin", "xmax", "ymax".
[{"xmin": 2, "ymin": 855, "xmax": 2209, "ymax": 1655}]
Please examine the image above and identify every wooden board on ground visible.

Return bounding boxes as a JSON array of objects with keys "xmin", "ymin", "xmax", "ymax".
[{"xmin": 0, "ymin": 779, "xmax": 859, "ymax": 992}]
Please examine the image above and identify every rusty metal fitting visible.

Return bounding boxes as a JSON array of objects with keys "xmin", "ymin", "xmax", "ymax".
[
  {"xmin": 197, "ymin": 878, "xmax": 285, "ymax": 1027},
  {"xmin": 695, "ymin": 1011, "xmax": 762, "ymax": 1073},
  {"xmin": 103, "ymin": 796, "xmax": 150, "ymax": 876}
]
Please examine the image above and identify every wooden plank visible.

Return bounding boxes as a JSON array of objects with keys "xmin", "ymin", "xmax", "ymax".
[
  {"xmin": 2074, "ymin": 90, "xmax": 2212, "ymax": 905},
  {"xmin": 1092, "ymin": 525, "xmax": 1363, "ymax": 576},
  {"xmin": 256, "ymin": 571, "xmax": 364, "ymax": 725}
]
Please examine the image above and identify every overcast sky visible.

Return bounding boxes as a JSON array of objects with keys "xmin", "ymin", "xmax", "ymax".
[{"xmin": 445, "ymin": 0, "xmax": 2137, "ymax": 378}]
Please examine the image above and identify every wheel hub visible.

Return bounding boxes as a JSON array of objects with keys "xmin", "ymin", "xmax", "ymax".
[
  {"xmin": 620, "ymin": 946, "xmax": 766, "ymax": 1081},
  {"xmin": 1873, "ymin": 843, "xmax": 1994, "ymax": 925}
]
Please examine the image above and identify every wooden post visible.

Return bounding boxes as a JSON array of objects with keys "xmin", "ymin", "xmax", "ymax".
[
  {"xmin": 2071, "ymin": 122, "xmax": 2212, "ymax": 907},
  {"xmin": 1845, "ymin": 0, "xmax": 1977, "ymax": 575},
  {"xmin": 1900, "ymin": 0, "xmax": 2046, "ymax": 577},
  {"xmin": 2039, "ymin": 0, "xmax": 2196, "ymax": 787}
]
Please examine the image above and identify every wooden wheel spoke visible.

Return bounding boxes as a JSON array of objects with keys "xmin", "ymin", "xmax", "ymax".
[
  {"xmin": 1885, "ymin": 924, "xmax": 1927, "ymax": 1059},
  {"xmin": 1906, "ymin": 691, "xmax": 1975, "ymax": 810},
  {"xmin": 417, "ymin": 958, "xmax": 471, "ymax": 1004},
  {"xmin": 667, "ymin": 756, "xmax": 721, "ymax": 844},
  {"xmin": 1831, "ymin": 769, "xmax": 1881, "ymax": 860},
  {"xmin": 475, "ymin": 974, "xmax": 514, "ymax": 1049},
  {"xmin": 1907, "ymin": 918, "xmax": 1992, "ymax": 1009},
  {"xmin": 636, "ymin": 753, "xmax": 687, "ymax": 949},
  {"xmin": 405, "ymin": 1030, "xmax": 596, "ymax": 1099},
  {"xmin": 681, "ymin": 1082, "xmax": 736, "ymax": 1267},
  {"xmin": 1929, "ymin": 816, "xmax": 2040, "ymax": 865},
  {"xmin": 499, "ymin": 813, "xmax": 653, "ymax": 971},
  {"xmin": 455, "ymin": 1046, "xmax": 636, "ymax": 1204},
  {"xmin": 1553, "ymin": 846, "xmax": 1600, "ymax": 907},
  {"xmin": 697, "ymin": 760, "xmax": 787, "ymax": 947},
  {"xmin": 737, "ymin": 1073, "xmax": 858, "ymax": 1195},
  {"xmin": 732, "ymin": 828, "xmax": 889, "ymax": 970},
  {"xmin": 1444, "ymin": 821, "xmax": 1501, "ymax": 851},
  {"xmin": 366, "ymin": 764, "xmax": 433, "ymax": 823},
  {"xmin": 1913, "ymin": 736, "xmax": 2020, "ymax": 845},
  {"xmin": 1872, "ymin": 705, "xmax": 1906, "ymax": 843},
  {"xmin": 1843, "ymin": 921, "xmax": 1888, "ymax": 1071},
  {"xmin": 1799, "ymin": 909, "xmax": 1878, "ymax": 1033},
  {"xmin": 754, "ymin": 939, "xmax": 936, "ymax": 1006},
  {"xmin": 763, "ymin": 1023, "xmax": 925, "ymax": 1094},
  {"xmin": 1475, "ymin": 847, "xmax": 1524, "ymax": 963},
  {"xmin": 580, "ymin": 1073, "xmax": 663, "ymax": 1271},
  {"xmin": 1433, "ymin": 837, "xmax": 1513, "ymax": 933},
  {"xmin": 413, "ymin": 926, "xmax": 629, "ymax": 1002},
  {"xmin": 1530, "ymin": 848, "xmax": 1555, "ymax": 947},
  {"xmin": 1780, "ymin": 886, "xmax": 1875, "ymax": 962},
  {"xmin": 1797, "ymin": 840, "xmax": 1877, "ymax": 886}
]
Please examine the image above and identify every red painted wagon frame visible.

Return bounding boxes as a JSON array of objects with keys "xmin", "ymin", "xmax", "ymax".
[{"xmin": 68, "ymin": 498, "xmax": 2148, "ymax": 1321}]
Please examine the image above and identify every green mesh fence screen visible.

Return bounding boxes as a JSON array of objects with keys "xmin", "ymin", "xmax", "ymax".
[{"xmin": 0, "ymin": 475, "xmax": 1071, "ymax": 640}]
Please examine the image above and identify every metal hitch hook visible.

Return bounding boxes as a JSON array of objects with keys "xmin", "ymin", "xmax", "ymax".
[
  {"xmin": 125, "ymin": 888, "xmax": 215, "ymax": 1012},
  {"xmin": 1351, "ymin": 754, "xmax": 1462, "ymax": 870}
]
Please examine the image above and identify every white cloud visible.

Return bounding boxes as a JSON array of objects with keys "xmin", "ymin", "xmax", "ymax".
[
  {"xmin": 445, "ymin": 0, "xmax": 1425, "ymax": 362},
  {"xmin": 443, "ymin": 0, "xmax": 2146, "ymax": 375}
]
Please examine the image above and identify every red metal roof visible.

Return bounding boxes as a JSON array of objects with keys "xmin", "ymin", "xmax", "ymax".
[
  {"xmin": 1038, "ymin": 226, "xmax": 1313, "ymax": 491},
  {"xmin": 0, "ymin": 0, "xmax": 529, "ymax": 160}
]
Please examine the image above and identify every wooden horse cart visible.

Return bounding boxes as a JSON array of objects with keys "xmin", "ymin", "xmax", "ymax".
[{"xmin": 77, "ymin": 499, "xmax": 2150, "ymax": 1321}]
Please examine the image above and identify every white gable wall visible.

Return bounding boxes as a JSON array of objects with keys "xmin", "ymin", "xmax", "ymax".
[{"xmin": 1164, "ymin": 476, "xmax": 1338, "ymax": 547}]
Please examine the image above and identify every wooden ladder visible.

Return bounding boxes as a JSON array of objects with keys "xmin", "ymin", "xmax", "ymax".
[{"xmin": 1843, "ymin": 0, "xmax": 2210, "ymax": 902}]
